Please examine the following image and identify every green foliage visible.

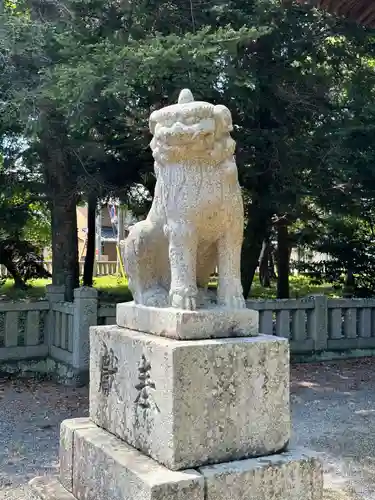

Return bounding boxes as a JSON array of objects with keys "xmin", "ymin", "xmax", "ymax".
[
  {"xmin": 2, "ymin": 0, "xmax": 375, "ymax": 296},
  {"xmin": 295, "ymin": 213, "xmax": 375, "ymax": 294},
  {"xmin": 23, "ymin": 202, "xmax": 51, "ymax": 248}
]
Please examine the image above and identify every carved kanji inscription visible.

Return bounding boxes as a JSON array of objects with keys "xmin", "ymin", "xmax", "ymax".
[
  {"xmin": 134, "ymin": 354, "xmax": 159, "ymax": 412},
  {"xmin": 99, "ymin": 343, "xmax": 118, "ymax": 396}
]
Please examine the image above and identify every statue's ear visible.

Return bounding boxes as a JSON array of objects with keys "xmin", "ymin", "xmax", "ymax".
[{"xmin": 213, "ymin": 105, "xmax": 233, "ymax": 136}]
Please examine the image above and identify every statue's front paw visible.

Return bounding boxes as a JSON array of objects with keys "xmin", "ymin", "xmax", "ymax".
[
  {"xmin": 169, "ymin": 288, "xmax": 197, "ymax": 310},
  {"xmin": 222, "ymin": 295, "xmax": 246, "ymax": 309},
  {"xmin": 218, "ymin": 285, "xmax": 246, "ymax": 309}
]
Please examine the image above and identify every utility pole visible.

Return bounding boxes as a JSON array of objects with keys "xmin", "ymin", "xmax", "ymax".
[
  {"xmin": 95, "ymin": 208, "xmax": 102, "ymax": 276},
  {"xmin": 116, "ymin": 204, "xmax": 125, "ymax": 275}
]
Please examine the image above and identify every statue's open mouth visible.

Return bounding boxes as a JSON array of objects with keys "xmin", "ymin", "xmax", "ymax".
[{"xmin": 154, "ymin": 119, "xmax": 216, "ymax": 146}]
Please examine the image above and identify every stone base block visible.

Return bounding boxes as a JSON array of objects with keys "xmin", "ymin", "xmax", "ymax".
[
  {"xmin": 199, "ymin": 449, "xmax": 324, "ymax": 500},
  {"xmin": 58, "ymin": 418, "xmax": 204, "ymax": 500},
  {"xmin": 59, "ymin": 418, "xmax": 95, "ymax": 491},
  {"xmin": 29, "ymin": 425, "xmax": 323, "ymax": 500},
  {"xmin": 28, "ymin": 476, "xmax": 76, "ymax": 500},
  {"xmin": 116, "ymin": 301, "xmax": 259, "ymax": 339},
  {"xmin": 90, "ymin": 326, "xmax": 290, "ymax": 470}
]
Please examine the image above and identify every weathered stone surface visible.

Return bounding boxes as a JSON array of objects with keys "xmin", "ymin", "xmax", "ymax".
[
  {"xmin": 90, "ymin": 325, "xmax": 290, "ymax": 470},
  {"xmin": 73, "ymin": 425, "xmax": 204, "ymax": 500},
  {"xmin": 122, "ymin": 89, "xmax": 246, "ymax": 311},
  {"xmin": 28, "ymin": 476, "xmax": 77, "ymax": 500},
  {"xmin": 28, "ymin": 449, "xmax": 323, "ymax": 500},
  {"xmin": 199, "ymin": 448, "xmax": 323, "ymax": 500},
  {"xmin": 116, "ymin": 301, "xmax": 259, "ymax": 340},
  {"xmin": 59, "ymin": 418, "xmax": 96, "ymax": 492}
]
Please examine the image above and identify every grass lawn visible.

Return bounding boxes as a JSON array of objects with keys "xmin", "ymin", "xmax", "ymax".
[
  {"xmin": 250, "ymin": 275, "xmax": 340, "ymax": 299},
  {"xmin": 0, "ymin": 279, "xmax": 51, "ymax": 301},
  {"xmin": 0, "ymin": 276, "xmax": 132, "ymax": 302},
  {"xmin": 0, "ymin": 274, "xmax": 340, "ymax": 302}
]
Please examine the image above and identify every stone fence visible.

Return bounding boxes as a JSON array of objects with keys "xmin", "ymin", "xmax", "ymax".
[
  {"xmin": 1, "ymin": 292, "xmax": 375, "ymax": 384},
  {"xmin": 0, "ymin": 286, "xmax": 116, "ymax": 384},
  {"xmin": 247, "ymin": 295, "xmax": 375, "ymax": 361},
  {"xmin": 0, "ymin": 260, "xmax": 118, "ymax": 278}
]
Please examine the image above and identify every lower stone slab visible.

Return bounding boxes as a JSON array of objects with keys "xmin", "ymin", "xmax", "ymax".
[
  {"xmin": 29, "ymin": 441, "xmax": 323, "ymax": 500},
  {"xmin": 28, "ymin": 476, "xmax": 76, "ymax": 500},
  {"xmin": 72, "ymin": 424, "xmax": 204, "ymax": 500},
  {"xmin": 199, "ymin": 448, "xmax": 323, "ymax": 500},
  {"xmin": 90, "ymin": 326, "xmax": 290, "ymax": 470},
  {"xmin": 116, "ymin": 301, "xmax": 259, "ymax": 340},
  {"xmin": 59, "ymin": 418, "xmax": 96, "ymax": 492}
]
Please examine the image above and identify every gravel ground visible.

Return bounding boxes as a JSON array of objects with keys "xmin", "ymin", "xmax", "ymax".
[
  {"xmin": 292, "ymin": 358, "xmax": 375, "ymax": 500},
  {"xmin": 1, "ymin": 359, "xmax": 375, "ymax": 499},
  {"xmin": 0, "ymin": 378, "xmax": 88, "ymax": 500}
]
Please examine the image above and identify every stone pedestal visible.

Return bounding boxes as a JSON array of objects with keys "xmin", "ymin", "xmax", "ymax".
[
  {"xmin": 90, "ymin": 326, "xmax": 290, "ymax": 470},
  {"xmin": 116, "ymin": 301, "xmax": 259, "ymax": 339},
  {"xmin": 28, "ymin": 308, "xmax": 323, "ymax": 500}
]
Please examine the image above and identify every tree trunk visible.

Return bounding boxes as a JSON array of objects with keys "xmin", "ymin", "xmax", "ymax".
[
  {"xmin": 83, "ymin": 193, "xmax": 97, "ymax": 287},
  {"xmin": 276, "ymin": 222, "xmax": 290, "ymax": 299},
  {"xmin": 269, "ymin": 245, "xmax": 277, "ymax": 280},
  {"xmin": 2, "ymin": 259, "xmax": 27, "ymax": 289},
  {"xmin": 240, "ymin": 36, "xmax": 282, "ymax": 297},
  {"xmin": 343, "ymin": 268, "xmax": 355, "ymax": 297},
  {"xmin": 50, "ymin": 193, "xmax": 79, "ymax": 302},
  {"xmin": 39, "ymin": 106, "xmax": 79, "ymax": 302},
  {"xmin": 259, "ymin": 239, "xmax": 271, "ymax": 288},
  {"xmin": 241, "ymin": 209, "xmax": 273, "ymax": 298}
]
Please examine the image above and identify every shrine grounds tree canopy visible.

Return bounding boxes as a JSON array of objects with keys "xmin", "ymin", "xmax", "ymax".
[
  {"xmin": 296, "ymin": 0, "xmax": 375, "ymax": 27},
  {"xmin": 3, "ymin": 0, "xmax": 375, "ymax": 299}
]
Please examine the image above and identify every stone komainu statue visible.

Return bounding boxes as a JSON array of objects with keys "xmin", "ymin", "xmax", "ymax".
[{"xmin": 122, "ymin": 89, "xmax": 246, "ymax": 310}]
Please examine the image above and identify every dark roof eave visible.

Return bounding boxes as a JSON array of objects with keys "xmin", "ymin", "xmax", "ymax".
[{"xmin": 295, "ymin": 0, "xmax": 375, "ymax": 28}]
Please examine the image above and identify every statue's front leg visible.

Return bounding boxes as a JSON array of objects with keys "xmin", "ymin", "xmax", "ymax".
[
  {"xmin": 167, "ymin": 221, "xmax": 198, "ymax": 310},
  {"xmin": 217, "ymin": 222, "xmax": 246, "ymax": 309}
]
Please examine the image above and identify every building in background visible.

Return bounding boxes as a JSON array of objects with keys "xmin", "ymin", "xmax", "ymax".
[{"xmin": 77, "ymin": 203, "xmax": 137, "ymax": 262}]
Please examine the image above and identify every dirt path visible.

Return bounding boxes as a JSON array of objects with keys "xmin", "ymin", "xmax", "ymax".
[
  {"xmin": 0, "ymin": 378, "xmax": 88, "ymax": 500},
  {"xmin": 292, "ymin": 359, "xmax": 375, "ymax": 499},
  {"xmin": 1, "ymin": 358, "xmax": 375, "ymax": 499}
]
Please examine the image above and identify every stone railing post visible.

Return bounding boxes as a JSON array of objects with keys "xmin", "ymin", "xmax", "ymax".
[
  {"xmin": 72, "ymin": 287, "xmax": 98, "ymax": 374},
  {"xmin": 309, "ymin": 294, "xmax": 328, "ymax": 351},
  {"xmin": 45, "ymin": 285, "xmax": 66, "ymax": 348}
]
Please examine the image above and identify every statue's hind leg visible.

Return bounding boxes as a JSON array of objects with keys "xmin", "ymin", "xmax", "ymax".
[{"xmin": 122, "ymin": 220, "xmax": 169, "ymax": 307}]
